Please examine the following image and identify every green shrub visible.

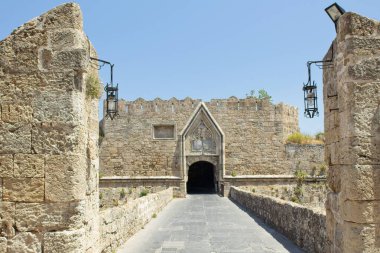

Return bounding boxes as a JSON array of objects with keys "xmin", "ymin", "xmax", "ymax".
[
  {"xmin": 251, "ymin": 188, "xmax": 256, "ymax": 193},
  {"xmin": 139, "ymin": 188, "xmax": 149, "ymax": 197},
  {"xmin": 315, "ymin": 132, "xmax": 325, "ymax": 142},
  {"xmin": 86, "ymin": 73, "xmax": 102, "ymax": 99},
  {"xmin": 319, "ymin": 164, "xmax": 327, "ymax": 176},
  {"xmin": 99, "ymin": 192, "xmax": 103, "ymax": 200},
  {"xmin": 294, "ymin": 169, "xmax": 308, "ymax": 183},
  {"xmin": 120, "ymin": 188, "xmax": 126, "ymax": 199},
  {"xmin": 112, "ymin": 199, "xmax": 119, "ymax": 206},
  {"xmin": 291, "ymin": 196, "xmax": 300, "ymax": 203},
  {"xmin": 294, "ymin": 186, "xmax": 303, "ymax": 198},
  {"xmin": 152, "ymin": 213, "xmax": 157, "ymax": 218},
  {"xmin": 231, "ymin": 171, "xmax": 237, "ymax": 177}
]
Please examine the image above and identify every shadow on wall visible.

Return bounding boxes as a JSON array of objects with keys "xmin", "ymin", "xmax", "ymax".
[{"xmin": 373, "ymin": 105, "xmax": 380, "ymax": 248}]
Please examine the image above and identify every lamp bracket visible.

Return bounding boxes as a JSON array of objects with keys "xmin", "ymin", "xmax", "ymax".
[{"xmin": 90, "ymin": 57, "xmax": 115, "ymax": 87}]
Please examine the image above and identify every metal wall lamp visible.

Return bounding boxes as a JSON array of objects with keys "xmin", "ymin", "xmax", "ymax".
[
  {"xmin": 90, "ymin": 57, "xmax": 119, "ymax": 120},
  {"xmin": 302, "ymin": 3, "xmax": 345, "ymax": 118},
  {"xmin": 325, "ymin": 3, "xmax": 346, "ymax": 31},
  {"xmin": 303, "ymin": 46, "xmax": 334, "ymax": 118}
]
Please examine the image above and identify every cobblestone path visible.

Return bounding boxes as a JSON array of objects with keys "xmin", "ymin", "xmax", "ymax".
[{"xmin": 117, "ymin": 194, "xmax": 304, "ymax": 253}]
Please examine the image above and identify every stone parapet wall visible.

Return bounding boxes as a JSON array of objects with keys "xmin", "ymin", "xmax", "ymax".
[
  {"xmin": 229, "ymin": 187, "xmax": 328, "ymax": 253},
  {"xmin": 0, "ymin": 3, "xmax": 100, "ymax": 252},
  {"xmin": 99, "ymin": 188, "xmax": 173, "ymax": 253}
]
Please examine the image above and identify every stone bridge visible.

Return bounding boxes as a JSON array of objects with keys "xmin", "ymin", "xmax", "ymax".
[{"xmin": 117, "ymin": 194, "xmax": 304, "ymax": 253}]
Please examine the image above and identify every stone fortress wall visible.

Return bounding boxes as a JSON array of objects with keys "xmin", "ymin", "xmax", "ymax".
[
  {"xmin": 100, "ymin": 96, "xmax": 325, "ymax": 196},
  {"xmin": 100, "ymin": 97, "xmax": 302, "ymax": 177}
]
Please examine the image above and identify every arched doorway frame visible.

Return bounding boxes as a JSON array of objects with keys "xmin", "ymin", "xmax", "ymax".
[{"xmin": 180, "ymin": 102, "xmax": 225, "ymax": 194}]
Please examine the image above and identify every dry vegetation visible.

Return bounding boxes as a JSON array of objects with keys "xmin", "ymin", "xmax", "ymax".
[{"xmin": 286, "ymin": 132, "xmax": 324, "ymax": 144}]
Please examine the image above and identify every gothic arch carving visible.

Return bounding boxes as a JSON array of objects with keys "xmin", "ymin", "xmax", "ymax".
[{"xmin": 180, "ymin": 102, "xmax": 225, "ymax": 187}]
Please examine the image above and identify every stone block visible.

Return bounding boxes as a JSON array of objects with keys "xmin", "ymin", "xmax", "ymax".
[
  {"xmin": 341, "ymin": 165, "xmax": 380, "ymax": 201},
  {"xmin": 38, "ymin": 48, "xmax": 52, "ymax": 69},
  {"xmin": 0, "ymin": 155, "xmax": 13, "ymax": 177},
  {"xmin": 338, "ymin": 12, "xmax": 376, "ymax": 40},
  {"xmin": 7, "ymin": 232, "xmax": 41, "ymax": 253},
  {"xmin": 0, "ymin": 237, "xmax": 6, "ymax": 253},
  {"xmin": 348, "ymin": 58, "xmax": 380, "ymax": 81},
  {"xmin": 1, "ymin": 105, "xmax": 33, "ymax": 123},
  {"xmin": 342, "ymin": 222, "xmax": 377, "ymax": 253},
  {"xmin": 50, "ymin": 29, "xmax": 85, "ymax": 50},
  {"xmin": 31, "ymin": 122, "xmax": 80, "ymax": 155},
  {"xmin": 14, "ymin": 154, "xmax": 45, "ymax": 178},
  {"xmin": 3, "ymin": 178, "xmax": 44, "ymax": 202},
  {"xmin": 51, "ymin": 49, "xmax": 88, "ymax": 70},
  {"xmin": 42, "ymin": 3, "xmax": 83, "ymax": 30},
  {"xmin": 15, "ymin": 201, "xmax": 84, "ymax": 232},
  {"xmin": 327, "ymin": 165, "xmax": 341, "ymax": 193},
  {"xmin": 32, "ymin": 90, "xmax": 82, "ymax": 123},
  {"xmin": 0, "ymin": 122, "xmax": 31, "ymax": 154},
  {"xmin": 346, "ymin": 38, "xmax": 380, "ymax": 55},
  {"xmin": 0, "ymin": 202, "xmax": 15, "ymax": 238},
  {"xmin": 44, "ymin": 229, "xmax": 84, "ymax": 253},
  {"xmin": 45, "ymin": 155, "xmax": 86, "ymax": 202},
  {"xmin": 342, "ymin": 199, "xmax": 379, "ymax": 223}
]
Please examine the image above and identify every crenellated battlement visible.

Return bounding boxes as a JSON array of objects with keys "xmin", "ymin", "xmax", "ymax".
[{"xmin": 112, "ymin": 96, "xmax": 298, "ymax": 117}]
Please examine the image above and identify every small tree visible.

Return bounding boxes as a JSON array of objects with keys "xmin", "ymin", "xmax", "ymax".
[
  {"xmin": 246, "ymin": 89, "xmax": 272, "ymax": 102},
  {"xmin": 258, "ymin": 89, "xmax": 272, "ymax": 101}
]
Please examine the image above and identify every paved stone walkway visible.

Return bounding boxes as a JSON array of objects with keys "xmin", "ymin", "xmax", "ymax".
[{"xmin": 117, "ymin": 194, "xmax": 304, "ymax": 253}]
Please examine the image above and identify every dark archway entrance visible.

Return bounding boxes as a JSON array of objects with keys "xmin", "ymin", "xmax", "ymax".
[{"xmin": 187, "ymin": 161, "xmax": 215, "ymax": 193}]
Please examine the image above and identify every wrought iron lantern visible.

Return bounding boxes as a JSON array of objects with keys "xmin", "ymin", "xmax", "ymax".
[
  {"xmin": 325, "ymin": 3, "xmax": 346, "ymax": 30},
  {"xmin": 90, "ymin": 57, "xmax": 119, "ymax": 120},
  {"xmin": 105, "ymin": 84, "xmax": 118, "ymax": 120},
  {"xmin": 303, "ymin": 65, "xmax": 318, "ymax": 118}
]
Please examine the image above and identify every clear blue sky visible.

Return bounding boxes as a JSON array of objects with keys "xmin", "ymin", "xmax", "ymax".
[{"xmin": 2, "ymin": 1, "xmax": 380, "ymax": 134}]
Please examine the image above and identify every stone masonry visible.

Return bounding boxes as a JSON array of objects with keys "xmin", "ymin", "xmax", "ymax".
[
  {"xmin": 101, "ymin": 98, "xmax": 299, "ymax": 177},
  {"xmin": 0, "ymin": 3, "xmax": 100, "ymax": 252},
  {"xmin": 99, "ymin": 97, "xmax": 323, "ymax": 196},
  {"xmin": 324, "ymin": 12, "xmax": 380, "ymax": 252}
]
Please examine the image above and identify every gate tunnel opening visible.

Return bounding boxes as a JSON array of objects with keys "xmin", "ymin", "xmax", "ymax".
[{"xmin": 187, "ymin": 161, "xmax": 215, "ymax": 194}]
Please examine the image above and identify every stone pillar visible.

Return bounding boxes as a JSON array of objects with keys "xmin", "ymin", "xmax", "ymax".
[
  {"xmin": 324, "ymin": 12, "xmax": 380, "ymax": 253},
  {"xmin": 0, "ymin": 3, "xmax": 100, "ymax": 252}
]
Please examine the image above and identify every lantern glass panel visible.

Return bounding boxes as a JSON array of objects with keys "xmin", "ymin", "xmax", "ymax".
[
  {"xmin": 307, "ymin": 91, "xmax": 315, "ymax": 107},
  {"xmin": 107, "ymin": 100, "xmax": 116, "ymax": 112}
]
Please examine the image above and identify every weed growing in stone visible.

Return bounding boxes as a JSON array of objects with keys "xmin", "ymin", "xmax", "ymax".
[
  {"xmin": 152, "ymin": 213, "xmax": 157, "ymax": 218},
  {"xmin": 120, "ymin": 188, "xmax": 126, "ymax": 199},
  {"xmin": 85, "ymin": 73, "xmax": 102, "ymax": 99},
  {"xmin": 140, "ymin": 188, "xmax": 149, "ymax": 197}
]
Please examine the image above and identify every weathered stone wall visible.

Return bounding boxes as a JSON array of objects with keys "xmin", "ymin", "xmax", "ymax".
[
  {"xmin": 239, "ymin": 180, "xmax": 327, "ymax": 212},
  {"xmin": 99, "ymin": 177, "xmax": 181, "ymax": 208},
  {"xmin": 323, "ymin": 12, "xmax": 380, "ymax": 252},
  {"xmin": 0, "ymin": 3, "xmax": 100, "ymax": 252},
  {"xmin": 100, "ymin": 97, "xmax": 300, "ymax": 177},
  {"xmin": 99, "ymin": 188, "xmax": 173, "ymax": 253},
  {"xmin": 285, "ymin": 144, "xmax": 325, "ymax": 175},
  {"xmin": 230, "ymin": 187, "xmax": 328, "ymax": 253}
]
